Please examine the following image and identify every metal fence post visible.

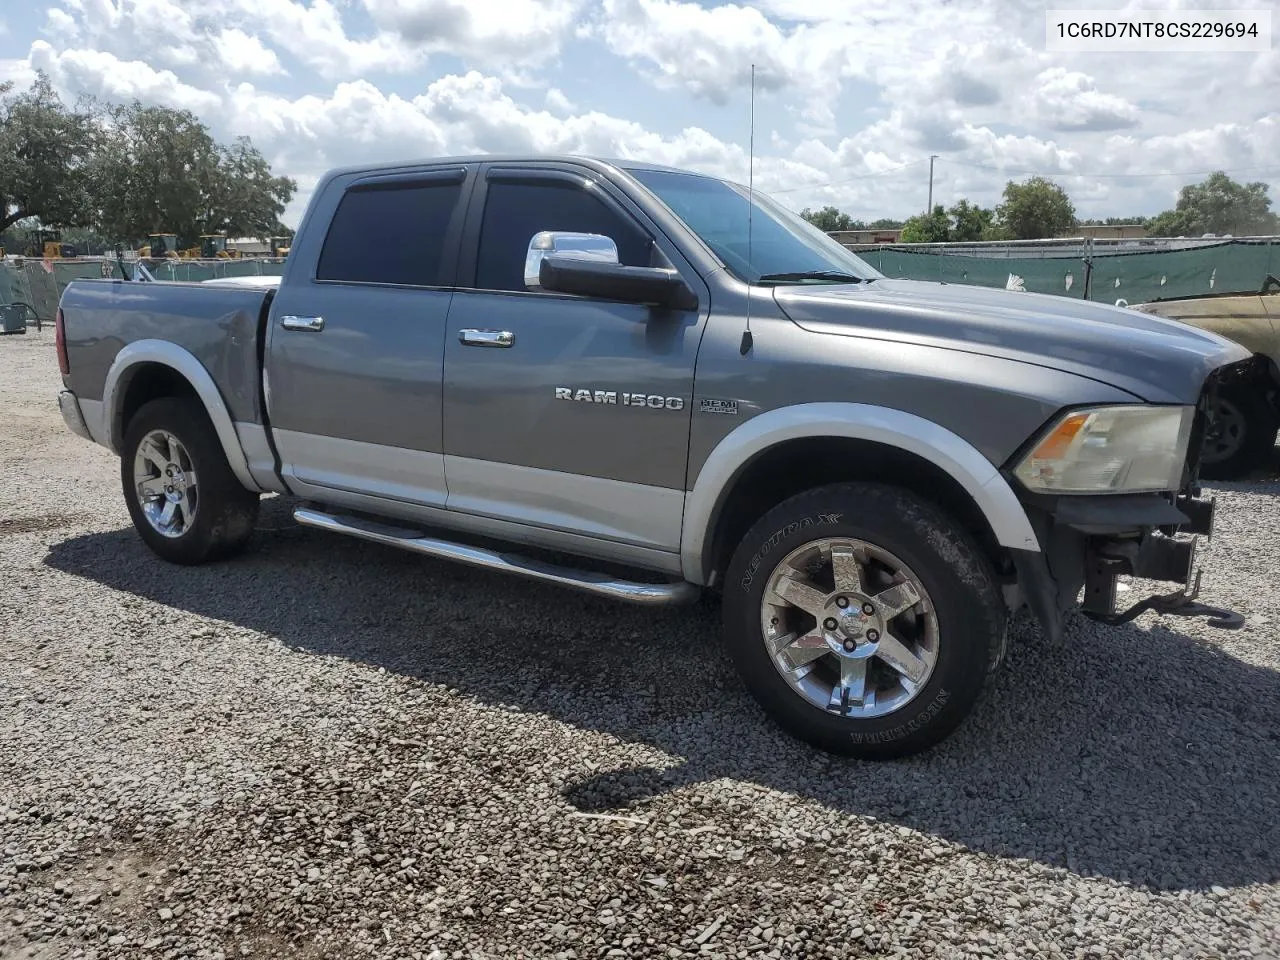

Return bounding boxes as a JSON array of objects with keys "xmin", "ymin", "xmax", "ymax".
[{"xmin": 1082, "ymin": 237, "xmax": 1094, "ymax": 301}]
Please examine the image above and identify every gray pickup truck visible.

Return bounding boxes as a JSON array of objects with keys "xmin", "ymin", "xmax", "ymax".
[{"xmin": 55, "ymin": 155, "xmax": 1249, "ymax": 758}]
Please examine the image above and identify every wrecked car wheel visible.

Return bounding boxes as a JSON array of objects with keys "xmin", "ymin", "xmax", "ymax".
[
  {"xmin": 121, "ymin": 397, "xmax": 259, "ymax": 565},
  {"xmin": 1199, "ymin": 385, "xmax": 1279, "ymax": 480},
  {"xmin": 722, "ymin": 482, "xmax": 1006, "ymax": 760}
]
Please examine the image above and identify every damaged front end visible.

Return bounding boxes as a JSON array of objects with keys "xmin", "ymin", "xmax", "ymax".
[{"xmin": 1007, "ymin": 364, "xmax": 1247, "ymax": 640}]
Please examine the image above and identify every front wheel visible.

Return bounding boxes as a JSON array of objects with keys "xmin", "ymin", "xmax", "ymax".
[
  {"xmin": 722, "ymin": 482, "xmax": 1006, "ymax": 759},
  {"xmin": 121, "ymin": 397, "xmax": 259, "ymax": 565},
  {"xmin": 1198, "ymin": 384, "xmax": 1279, "ymax": 480}
]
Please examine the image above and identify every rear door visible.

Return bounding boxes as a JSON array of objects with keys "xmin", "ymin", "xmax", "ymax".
[
  {"xmin": 440, "ymin": 163, "xmax": 708, "ymax": 557},
  {"xmin": 264, "ymin": 165, "xmax": 474, "ymax": 507}
]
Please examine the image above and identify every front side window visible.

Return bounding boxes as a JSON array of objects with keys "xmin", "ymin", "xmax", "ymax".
[
  {"xmin": 628, "ymin": 168, "xmax": 883, "ymax": 285},
  {"xmin": 317, "ymin": 179, "xmax": 464, "ymax": 286},
  {"xmin": 474, "ymin": 179, "xmax": 654, "ymax": 292}
]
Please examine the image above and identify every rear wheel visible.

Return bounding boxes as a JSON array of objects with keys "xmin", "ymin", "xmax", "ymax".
[
  {"xmin": 121, "ymin": 397, "xmax": 259, "ymax": 564},
  {"xmin": 1199, "ymin": 383, "xmax": 1279, "ymax": 480},
  {"xmin": 721, "ymin": 482, "xmax": 1006, "ymax": 759}
]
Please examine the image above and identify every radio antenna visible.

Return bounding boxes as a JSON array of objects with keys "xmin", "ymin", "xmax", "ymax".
[{"xmin": 739, "ymin": 62, "xmax": 756, "ymax": 356}]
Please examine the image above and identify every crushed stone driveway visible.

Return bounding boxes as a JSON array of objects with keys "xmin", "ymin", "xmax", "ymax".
[{"xmin": 2, "ymin": 329, "xmax": 1279, "ymax": 960}]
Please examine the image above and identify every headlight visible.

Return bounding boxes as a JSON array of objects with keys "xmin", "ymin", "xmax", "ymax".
[{"xmin": 1014, "ymin": 405, "xmax": 1194, "ymax": 494}]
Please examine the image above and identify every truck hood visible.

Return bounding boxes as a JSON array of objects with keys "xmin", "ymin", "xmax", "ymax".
[{"xmin": 773, "ymin": 278, "xmax": 1251, "ymax": 404}]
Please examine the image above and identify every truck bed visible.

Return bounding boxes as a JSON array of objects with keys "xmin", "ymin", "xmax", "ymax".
[{"xmin": 60, "ymin": 278, "xmax": 274, "ymax": 424}]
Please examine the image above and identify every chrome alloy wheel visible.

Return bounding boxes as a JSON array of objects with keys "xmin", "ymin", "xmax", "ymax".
[
  {"xmin": 132, "ymin": 429, "xmax": 198, "ymax": 538},
  {"xmin": 760, "ymin": 538, "xmax": 940, "ymax": 720}
]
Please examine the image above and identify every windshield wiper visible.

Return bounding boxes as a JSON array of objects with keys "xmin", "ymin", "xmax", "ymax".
[{"xmin": 756, "ymin": 270, "xmax": 867, "ymax": 284}]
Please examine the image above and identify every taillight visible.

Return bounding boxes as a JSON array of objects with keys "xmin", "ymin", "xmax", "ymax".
[{"xmin": 56, "ymin": 307, "xmax": 69, "ymax": 376}]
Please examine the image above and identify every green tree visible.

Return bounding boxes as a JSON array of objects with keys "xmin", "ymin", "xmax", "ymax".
[
  {"xmin": 900, "ymin": 204, "xmax": 951, "ymax": 243},
  {"xmin": 1146, "ymin": 171, "xmax": 1279, "ymax": 237},
  {"xmin": 994, "ymin": 176, "xmax": 1076, "ymax": 240},
  {"xmin": 88, "ymin": 100, "xmax": 222, "ymax": 246},
  {"xmin": 868, "ymin": 217, "xmax": 904, "ymax": 229},
  {"xmin": 87, "ymin": 100, "xmax": 295, "ymax": 247},
  {"xmin": 208, "ymin": 136, "xmax": 296, "ymax": 241},
  {"xmin": 947, "ymin": 199, "xmax": 994, "ymax": 242},
  {"xmin": 0, "ymin": 73, "xmax": 99, "ymax": 232},
  {"xmin": 800, "ymin": 205, "xmax": 864, "ymax": 232}
]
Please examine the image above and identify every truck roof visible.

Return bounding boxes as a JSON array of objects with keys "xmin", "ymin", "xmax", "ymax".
[{"xmin": 318, "ymin": 154, "xmax": 718, "ymax": 182}]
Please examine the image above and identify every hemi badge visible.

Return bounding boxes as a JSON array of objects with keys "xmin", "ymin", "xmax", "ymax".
[{"xmin": 700, "ymin": 398, "xmax": 739, "ymax": 415}]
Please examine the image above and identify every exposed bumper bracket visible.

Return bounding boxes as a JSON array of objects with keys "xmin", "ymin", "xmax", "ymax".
[
  {"xmin": 1081, "ymin": 525, "xmax": 1243, "ymax": 629},
  {"xmin": 1174, "ymin": 494, "xmax": 1215, "ymax": 539},
  {"xmin": 1082, "ymin": 571, "xmax": 1245, "ymax": 630}
]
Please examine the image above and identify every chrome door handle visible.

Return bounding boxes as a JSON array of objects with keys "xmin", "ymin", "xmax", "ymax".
[
  {"xmin": 459, "ymin": 328, "xmax": 515, "ymax": 348},
  {"xmin": 280, "ymin": 315, "xmax": 325, "ymax": 332}
]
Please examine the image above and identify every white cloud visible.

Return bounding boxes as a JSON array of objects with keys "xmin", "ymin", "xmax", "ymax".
[
  {"xmin": 1030, "ymin": 68, "xmax": 1139, "ymax": 132},
  {"xmin": 29, "ymin": 40, "xmax": 223, "ymax": 113},
  {"xmin": 211, "ymin": 29, "xmax": 285, "ymax": 77},
  {"xmin": 217, "ymin": 72, "xmax": 758, "ymax": 222},
  {"xmin": 544, "ymin": 87, "xmax": 575, "ymax": 115},
  {"xmin": 594, "ymin": 0, "xmax": 861, "ymax": 103},
  {"xmin": 0, "ymin": 58, "xmax": 36, "ymax": 87},
  {"xmin": 362, "ymin": 0, "xmax": 585, "ymax": 67},
  {"xmin": 224, "ymin": 0, "xmax": 419, "ymax": 78},
  {"xmin": 6, "ymin": 0, "xmax": 1279, "ymax": 228}
]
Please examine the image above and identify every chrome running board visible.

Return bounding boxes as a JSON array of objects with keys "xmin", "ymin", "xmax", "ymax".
[{"xmin": 293, "ymin": 506, "xmax": 700, "ymax": 607}]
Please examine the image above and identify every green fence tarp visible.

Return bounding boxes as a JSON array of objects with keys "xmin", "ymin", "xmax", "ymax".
[
  {"xmin": 853, "ymin": 239, "xmax": 1279, "ymax": 305},
  {"xmin": 1, "ymin": 258, "xmax": 286, "ymax": 322},
  {"xmin": 1085, "ymin": 242, "xmax": 1278, "ymax": 304},
  {"xmin": 859, "ymin": 248, "xmax": 1089, "ymax": 298}
]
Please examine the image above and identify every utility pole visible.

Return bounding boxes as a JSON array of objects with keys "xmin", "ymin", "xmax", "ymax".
[{"xmin": 927, "ymin": 155, "xmax": 939, "ymax": 213}]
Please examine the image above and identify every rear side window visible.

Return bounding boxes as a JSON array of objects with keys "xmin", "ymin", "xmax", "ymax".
[
  {"xmin": 317, "ymin": 180, "xmax": 464, "ymax": 286},
  {"xmin": 473, "ymin": 180, "xmax": 653, "ymax": 292}
]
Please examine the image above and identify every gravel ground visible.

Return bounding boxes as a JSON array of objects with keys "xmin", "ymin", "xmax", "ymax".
[{"xmin": 3, "ymin": 327, "xmax": 1279, "ymax": 960}]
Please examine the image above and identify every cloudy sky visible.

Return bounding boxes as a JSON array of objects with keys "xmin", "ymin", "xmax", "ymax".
[{"xmin": 1, "ymin": 0, "xmax": 1277, "ymax": 228}]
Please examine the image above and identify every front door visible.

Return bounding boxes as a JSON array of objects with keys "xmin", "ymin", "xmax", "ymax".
[
  {"xmin": 264, "ymin": 165, "xmax": 473, "ymax": 507},
  {"xmin": 441, "ymin": 164, "xmax": 707, "ymax": 555}
]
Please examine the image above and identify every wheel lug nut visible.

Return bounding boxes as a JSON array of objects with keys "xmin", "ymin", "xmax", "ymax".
[
  {"xmin": 866, "ymin": 629, "xmax": 880, "ymax": 642},
  {"xmin": 862, "ymin": 603, "xmax": 875, "ymax": 616},
  {"xmin": 843, "ymin": 640, "xmax": 857, "ymax": 652},
  {"xmin": 823, "ymin": 618, "xmax": 838, "ymax": 631},
  {"xmin": 835, "ymin": 596, "xmax": 849, "ymax": 609}
]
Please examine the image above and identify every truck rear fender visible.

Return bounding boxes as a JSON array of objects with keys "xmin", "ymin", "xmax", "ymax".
[
  {"xmin": 100, "ymin": 339, "xmax": 263, "ymax": 493},
  {"xmin": 681, "ymin": 402, "xmax": 1041, "ymax": 586}
]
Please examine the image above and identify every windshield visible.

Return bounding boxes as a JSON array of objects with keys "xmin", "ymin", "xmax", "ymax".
[{"xmin": 627, "ymin": 168, "xmax": 883, "ymax": 285}]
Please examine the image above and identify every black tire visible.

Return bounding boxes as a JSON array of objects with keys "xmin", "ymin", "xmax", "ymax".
[
  {"xmin": 721, "ymin": 482, "xmax": 1006, "ymax": 760},
  {"xmin": 120, "ymin": 396, "xmax": 259, "ymax": 565},
  {"xmin": 1198, "ymin": 383, "xmax": 1279, "ymax": 480}
]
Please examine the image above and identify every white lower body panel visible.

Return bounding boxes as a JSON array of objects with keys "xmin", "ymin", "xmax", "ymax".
[{"xmin": 267, "ymin": 431, "xmax": 685, "ymax": 574}]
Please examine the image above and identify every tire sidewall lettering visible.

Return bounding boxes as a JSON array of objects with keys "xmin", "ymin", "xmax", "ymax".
[
  {"xmin": 846, "ymin": 688, "xmax": 950, "ymax": 744},
  {"xmin": 739, "ymin": 512, "xmax": 843, "ymax": 592}
]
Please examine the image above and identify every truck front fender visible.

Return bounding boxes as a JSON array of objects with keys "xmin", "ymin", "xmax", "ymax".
[
  {"xmin": 680, "ymin": 402, "xmax": 1041, "ymax": 585},
  {"xmin": 102, "ymin": 339, "xmax": 262, "ymax": 493}
]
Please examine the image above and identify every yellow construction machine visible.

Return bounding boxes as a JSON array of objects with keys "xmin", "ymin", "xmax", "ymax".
[{"xmin": 26, "ymin": 228, "xmax": 75, "ymax": 258}]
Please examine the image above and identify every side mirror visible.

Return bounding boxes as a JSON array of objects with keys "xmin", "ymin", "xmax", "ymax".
[
  {"xmin": 524, "ymin": 230, "xmax": 698, "ymax": 311},
  {"xmin": 524, "ymin": 231, "xmax": 620, "ymax": 291}
]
